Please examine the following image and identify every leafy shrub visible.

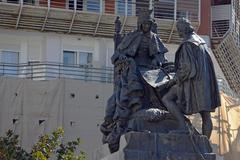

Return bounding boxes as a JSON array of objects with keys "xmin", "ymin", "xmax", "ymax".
[{"xmin": 0, "ymin": 128, "xmax": 86, "ymax": 160}]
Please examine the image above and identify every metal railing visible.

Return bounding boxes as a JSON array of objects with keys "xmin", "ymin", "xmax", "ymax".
[
  {"xmin": 0, "ymin": 0, "xmax": 200, "ymax": 22},
  {"xmin": 0, "ymin": 62, "xmax": 114, "ymax": 83},
  {"xmin": 211, "ymin": 1, "xmax": 240, "ymax": 39},
  {"xmin": 212, "ymin": 20, "xmax": 230, "ymax": 38},
  {"xmin": 0, "ymin": 62, "xmax": 238, "ymax": 98},
  {"xmin": 211, "ymin": 4, "xmax": 231, "ymax": 39}
]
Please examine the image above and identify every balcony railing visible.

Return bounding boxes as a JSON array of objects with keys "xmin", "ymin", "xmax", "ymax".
[
  {"xmin": 0, "ymin": 62, "xmax": 114, "ymax": 83},
  {"xmin": 0, "ymin": 0, "xmax": 200, "ymax": 22},
  {"xmin": 0, "ymin": 0, "xmax": 200, "ymax": 42},
  {"xmin": 211, "ymin": 4, "xmax": 232, "ymax": 39},
  {"xmin": 212, "ymin": 20, "xmax": 230, "ymax": 38},
  {"xmin": 0, "ymin": 62, "xmax": 237, "ymax": 99}
]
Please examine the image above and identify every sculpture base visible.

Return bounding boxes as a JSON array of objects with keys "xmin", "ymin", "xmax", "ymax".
[{"xmin": 95, "ymin": 132, "xmax": 216, "ymax": 160}]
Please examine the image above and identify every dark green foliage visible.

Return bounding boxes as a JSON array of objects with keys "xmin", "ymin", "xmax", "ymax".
[
  {"xmin": 0, "ymin": 130, "xmax": 33, "ymax": 160},
  {"xmin": 0, "ymin": 128, "xmax": 86, "ymax": 160}
]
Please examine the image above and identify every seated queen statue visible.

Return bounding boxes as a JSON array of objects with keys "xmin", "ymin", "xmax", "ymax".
[{"xmin": 100, "ymin": 9, "xmax": 176, "ymax": 152}]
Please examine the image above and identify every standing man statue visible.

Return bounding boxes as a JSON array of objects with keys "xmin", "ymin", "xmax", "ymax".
[{"xmin": 162, "ymin": 18, "xmax": 221, "ymax": 138}]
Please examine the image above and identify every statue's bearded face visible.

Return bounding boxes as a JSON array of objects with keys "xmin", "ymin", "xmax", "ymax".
[{"xmin": 141, "ymin": 21, "xmax": 151, "ymax": 33}]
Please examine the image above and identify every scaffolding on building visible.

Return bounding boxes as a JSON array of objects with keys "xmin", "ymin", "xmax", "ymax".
[{"xmin": 212, "ymin": 0, "xmax": 240, "ymax": 96}]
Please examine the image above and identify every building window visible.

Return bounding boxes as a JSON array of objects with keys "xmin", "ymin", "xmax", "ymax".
[
  {"xmin": 63, "ymin": 50, "xmax": 92, "ymax": 66},
  {"xmin": 79, "ymin": 52, "xmax": 92, "ymax": 66},
  {"xmin": 117, "ymin": 0, "xmax": 133, "ymax": 16},
  {"xmin": 117, "ymin": 0, "xmax": 125, "ymax": 15},
  {"xmin": 69, "ymin": 0, "xmax": 83, "ymax": 10},
  {"xmin": 154, "ymin": 0, "xmax": 174, "ymax": 19},
  {"xmin": 212, "ymin": 0, "xmax": 231, "ymax": 5},
  {"xmin": 63, "ymin": 51, "xmax": 76, "ymax": 65},
  {"xmin": 62, "ymin": 50, "xmax": 93, "ymax": 80},
  {"xmin": 0, "ymin": 51, "xmax": 19, "ymax": 64},
  {"xmin": 7, "ymin": 0, "xmax": 19, "ymax": 4},
  {"xmin": 106, "ymin": 48, "xmax": 113, "ymax": 68},
  {"xmin": 127, "ymin": 0, "xmax": 132, "ymax": 15},
  {"xmin": 23, "ymin": 0, "xmax": 35, "ymax": 5},
  {"xmin": 0, "ymin": 51, "xmax": 19, "ymax": 76},
  {"xmin": 86, "ymin": 0, "xmax": 100, "ymax": 13}
]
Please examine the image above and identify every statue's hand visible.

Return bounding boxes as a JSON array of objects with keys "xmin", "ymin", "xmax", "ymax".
[
  {"xmin": 118, "ymin": 54, "xmax": 127, "ymax": 61},
  {"xmin": 106, "ymin": 132, "xmax": 121, "ymax": 153},
  {"xmin": 115, "ymin": 56, "xmax": 130, "ymax": 74},
  {"xmin": 100, "ymin": 118, "xmax": 114, "ymax": 136},
  {"xmin": 113, "ymin": 54, "xmax": 127, "ymax": 66},
  {"xmin": 166, "ymin": 78, "xmax": 177, "ymax": 88},
  {"xmin": 105, "ymin": 119, "xmax": 127, "ymax": 153}
]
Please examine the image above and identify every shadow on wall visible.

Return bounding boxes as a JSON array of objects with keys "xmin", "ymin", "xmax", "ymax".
[
  {"xmin": 223, "ymin": 127, "xmax": 240, "ymax": 160},
  {"xmin": 189, "ymin": 93, "xmax": 240, "ymax": 160}
]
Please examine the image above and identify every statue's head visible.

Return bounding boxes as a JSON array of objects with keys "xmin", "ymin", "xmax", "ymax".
[
  {"xmin": 137, "ymin": 9, "xmax": 154, "ymax": 33},
  {"xmin": 176, "ymin": 18, "xmax": 194, "ymax": 38}
]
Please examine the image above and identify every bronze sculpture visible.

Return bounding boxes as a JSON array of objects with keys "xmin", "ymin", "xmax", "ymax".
[
  {"xmin": 162, "ymin": 18, "xmax": 221, "ymax": 138},
  {"xmin": 100, "ymin": 11, "xmax": 220, "ymax": 159},
  {"xmin": 101, "ymin": 9, "xmax": 170, "ymax": 152}
]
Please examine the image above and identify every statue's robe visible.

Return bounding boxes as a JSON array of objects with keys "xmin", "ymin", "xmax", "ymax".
[
  {"xmin": 174, "ymin": 33, "xmax": 221, "ymax": 114},
  {"xmin": 110, "ymin": 31, "xmax": 169, "ymax": 120},
  {"xmin": 111, "ymin": 30, "xmax": 168, "ymax": 65}
]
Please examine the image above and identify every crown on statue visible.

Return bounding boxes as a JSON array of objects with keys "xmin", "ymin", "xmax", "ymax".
[{"xmin": 137, "ymin": 8, "xmax": 154, "ymax": 26}]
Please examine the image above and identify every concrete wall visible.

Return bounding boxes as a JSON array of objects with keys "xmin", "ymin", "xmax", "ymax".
[{"xmin": 0, "ymin": 77, "xmax": 113, "ymax": 159}]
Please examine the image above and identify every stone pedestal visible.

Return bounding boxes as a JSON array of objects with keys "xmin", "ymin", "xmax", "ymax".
[{"xmin": 95, "ymin": 132, "xmax": 216, "ymax": 160}]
